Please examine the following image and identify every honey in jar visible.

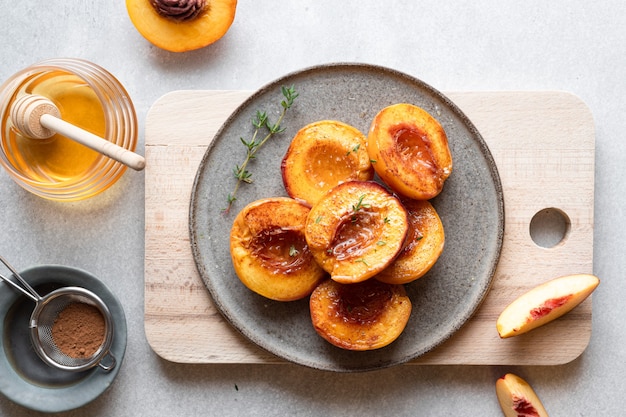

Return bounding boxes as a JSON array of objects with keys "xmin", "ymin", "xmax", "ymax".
[
  {"xmin": 0, "ymin": 58, "xmax": 138, "ymax": 201},
  {"xmin": 4, "ymin": 71, "xmax": 105, "ymax": 183}
]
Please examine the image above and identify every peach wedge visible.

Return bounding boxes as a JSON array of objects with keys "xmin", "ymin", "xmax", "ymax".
[
  {"xmin": 496, "ymin": 273, "xmax": 599, "ymax": 338},
  {"xmin": 496, "ymin": 373, "xmax": 549, "ymax": 417}
]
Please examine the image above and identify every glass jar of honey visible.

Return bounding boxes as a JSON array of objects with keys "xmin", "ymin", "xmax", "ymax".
[{"xmin": 0, "ymin": 58, "xmax": 138, "ymax": 201}]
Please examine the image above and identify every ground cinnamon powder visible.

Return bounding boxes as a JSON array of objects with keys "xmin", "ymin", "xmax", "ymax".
[{"xmin": 51, "ymin": 302, "xmax": 105, "ymax": 358}]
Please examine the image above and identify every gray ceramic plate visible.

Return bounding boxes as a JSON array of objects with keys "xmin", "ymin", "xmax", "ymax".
[
  {"xmin": 0, "ymin": 265, "xmax": 127, "ymax": 412},
  {"xmin": 189, "ymin": 63, "xmax": 504, "ymax": 372}
]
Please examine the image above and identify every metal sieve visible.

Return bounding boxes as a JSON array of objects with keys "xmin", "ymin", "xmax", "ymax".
[{"xmin": 0, "ymin": 255, "xmax": 116, "ymax": 372}]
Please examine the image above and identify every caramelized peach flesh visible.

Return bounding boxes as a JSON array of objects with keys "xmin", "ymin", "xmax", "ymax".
[
  {"xmin": 126, "ymin": 0, "xmax": 237, "ymax": 52},
  {"xmin": 367, "ymin": 103, "xmax": 452, "ymax": 200},
  {"xmin": 496, "ymin": 373, "xmax": 549, "ymax": 417},
  {"xmin": 281, "ymin": 120, "xmax": 374, "ymax": 206},
  {"xmin": 376, "ymin": 199, "xmax": 445, "ymax": 284},
  {"xmin": 496, "ymin": 273, "xmax": 599, "ymax": 338},
  {"xmin": 309, "ymin": 279, "xmax": 412, "ymax": 351},
  {"xmin": 304, "ymin": 181, "xmax": 409, "ymax": 284},
  {"xmin": 230, "ymin": 197, "xmax": 326, "ymax": 301}
]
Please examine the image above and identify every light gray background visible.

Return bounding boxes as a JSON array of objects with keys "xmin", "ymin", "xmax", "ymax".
[{"xmin": 0, "ymin": 1, "xmax": 623, "ymax": 415}]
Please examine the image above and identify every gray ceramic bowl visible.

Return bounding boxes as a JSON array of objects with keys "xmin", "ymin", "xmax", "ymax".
[{"xmin": 0, "ymin": 265, "xmax": 127, "ymax": 412}]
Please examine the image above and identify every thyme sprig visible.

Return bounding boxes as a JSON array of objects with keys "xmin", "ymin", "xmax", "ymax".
[
  {"xmin": 351, "ymin": 194, "xmax": 371, "ymax": 222},
  {"xmin": 224, "ymin": 85, "xmax": 298, "ymax": 212},
  {"xmin": 352, "ymin": 194, "xmax": 371, "ymax": 212}
]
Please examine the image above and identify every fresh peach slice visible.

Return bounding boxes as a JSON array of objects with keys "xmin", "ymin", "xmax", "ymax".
[
  {"xmin": 496, "ymin": 273, "xmax": 599, "ymax": 338},
  {"xmin": 304, "ymin": 181, "xmax": 409, "ymax": 284},
  {"xmin": 496, "ymin": 373, "xmax": 549, "ymax": 417},
  {"xmin": 376, "ymin": 199, "xmax": 445, "ymax": 284},
  {"xmin": 281, "ymin": 120, "xmax": 374, "ymax": 206},
  {"xmin": 230, "ymin": 197, "xmax": 326, "ymax": 301},
  {"xmin": 309, "ymin": 278, "xmax": 412, "ymax": 351},
  {"xmin": 367, "ymin": 103, "xmax": 452, "ymax": 200}
]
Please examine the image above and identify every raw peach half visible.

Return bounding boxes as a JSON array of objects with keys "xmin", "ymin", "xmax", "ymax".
[
  {"xmin": 230, "ymin": 197, "xmax": 326, "ymax": 301},
  {"xmin": 376, "ymin": 199, "xmax": 444, "ymax": 284},
  {"xmin": 304, "ymin": 181, "xmax": 409, "ymax": 284},
  {"xmin": 126, "ymin": 0, "xmax": 237, "ymax": 52},
  {"xmin": 281, "ymin": 120, "xmax": 374, "ymax": 206},
  {"xmin": 309, "ymin": 279, "xmax": 412, "ymax": 351},
  {"xmin": 367, "ymin": 103, "xmax": 452, "ymax": 200},
  {"xmin": 496, "ymin": 273, "xmax": 600, "ymax": 338}
]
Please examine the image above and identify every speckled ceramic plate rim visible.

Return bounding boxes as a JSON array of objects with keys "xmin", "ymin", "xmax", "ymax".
[
  {"xmin": 0, "ymin": 265, "xmax": 127, "ymax": 413},
  {"xmin": 189, "ymin": 63, "xmax": 504, "ymax": 372}
]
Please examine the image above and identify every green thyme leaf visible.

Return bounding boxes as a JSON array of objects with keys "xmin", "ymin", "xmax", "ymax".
[{"xmin": 223, "ymin": 86, "xmax": 298, "ymax": 213}]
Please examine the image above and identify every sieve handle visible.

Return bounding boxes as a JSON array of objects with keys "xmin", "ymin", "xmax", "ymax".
[
  {"xmin": 0, "ymin": 273, "xmax": 38, "ymax": 302},
  {"xmin": 97, "ymin": 352, "xmax": 116, "ymax": 372},
  {"xmin": 0, "ymin": 255, "xmax": 40, "ymax": 302}
]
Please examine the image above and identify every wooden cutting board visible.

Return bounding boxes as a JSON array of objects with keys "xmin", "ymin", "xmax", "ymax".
[{"xmin": 144, "ymin": 90, "xmax": 595, "ymax": 365}]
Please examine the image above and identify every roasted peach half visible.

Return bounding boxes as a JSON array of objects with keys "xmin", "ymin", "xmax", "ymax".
[
  {"xmin": 230, "ymin": 197, "xmax": 326, "ymax": 301},
  {"xmin": 376, "ymin": 199, "xmax": 445, "ymax": 284},
  {"xmin": 126, "ymin": 0, "xmax": 237, "ymax": 52},
  {"xmin": 304, "ymin": 181, "xmax": 409, "ymax": 284},
  {"xmin": 367, "ymin": 103, "xmax": 453, "ymax": 200},
  {"xmin": 310, "ymin": 278, "xmax": 412, "ymax": 351},
  {"xmin": 281, "ymin": 120, "xmax": 374, "ymax": 206}
]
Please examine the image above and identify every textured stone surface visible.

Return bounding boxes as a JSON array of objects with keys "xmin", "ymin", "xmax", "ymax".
[{"xmin": 0, "ymin": 1, "xmax": 624, "ymax": 415}]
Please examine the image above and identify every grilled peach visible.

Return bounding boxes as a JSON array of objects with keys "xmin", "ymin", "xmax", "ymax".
[
  {"xmin": 230, "ymin": 197, "xmax": 326, "ymax": 301},
  {"xmin": 126, "ymin": 0, "xmax": 237, "ymax": 52},
  {"xmin": 376, "ymin": 199, "xmax": 444, "ymax": 284},
  {"xmin": 367, "ymin": 103, "xmax": 452, "ymax": 200},
  {"xmin": 281, "ymin": 120, "xmax": 374, "ymax": 206},
  {"xmin": 304, "ymin": 181, "xmax": 409, "ymax": 284},
  {"xmin": 310, "ymin": 278, "xmax": 411, "ymax": 351}
]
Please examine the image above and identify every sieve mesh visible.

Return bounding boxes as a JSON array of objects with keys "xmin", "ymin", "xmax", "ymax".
[
  {"xmin": 30, "ymin": 287, "xmax": 115, "ymax": 371},
  {"xmin": 0, "ymin": 257, "xmax": 115, "ymax": 372}
]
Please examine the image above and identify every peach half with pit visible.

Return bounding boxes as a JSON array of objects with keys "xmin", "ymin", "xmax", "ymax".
[
  {"xmin": 229, "ymin": 197, "xmax": 326, "ymax": 301},
  {"xmin": 126, "ymin": 0, "xmax": 237, "ymax": 52},
  {"xmin": 376, "ymin": 199, "xmax": 444, "ymax": 285},
  {"xmin": 304, "ymin": 181, "xmax": 409, "ymax": 284},
  {"xmin": 309, "ymin": 278, "xmax": 412, "ymax": 351},
  {"xmin": 496, "ymin": 373, "xmax": 549, "ymax": 417},
  {"xmin": 496, "ymin": 273, "xmax": 600, "ymax": 338},
  {"xmin": 367, "ymin": 103, "xmax": 452, "ymax": 200},
  {"xmin": 281, "ymin": 120, "xmax": 374, "ymax": 206}
]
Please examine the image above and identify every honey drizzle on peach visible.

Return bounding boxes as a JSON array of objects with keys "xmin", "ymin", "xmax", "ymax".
[
  {"xmin": 400, "ymin": 206, "xmax": 426, "ymax": 254},
  {"xmin": 330, "ymin": 209, "xmax": 383, "ymax": 261},
  {"xmin": 250, "ymin": 228, "xmax": 312, "ymax": 274},
  {"xmin": 392, "ymin": 125, "xmax": 443, "ymax": 180},
  {"xmin": 331, "ymin": 280, "xmax": 393, "ymax": 325}
]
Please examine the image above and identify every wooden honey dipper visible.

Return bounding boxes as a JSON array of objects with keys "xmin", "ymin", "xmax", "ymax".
[{"xmin": 10, "ymin": 94, "xmax": 145, "ymax": 171}]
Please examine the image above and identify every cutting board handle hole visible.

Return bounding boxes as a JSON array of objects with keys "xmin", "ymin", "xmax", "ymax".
[{"xmin": 529, "ymin": 207, "xmax": 571, "ymax": 248}]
